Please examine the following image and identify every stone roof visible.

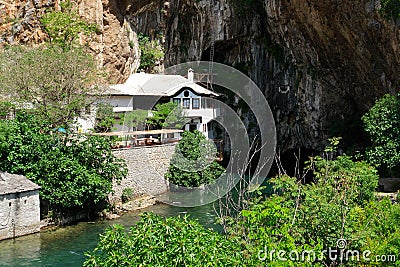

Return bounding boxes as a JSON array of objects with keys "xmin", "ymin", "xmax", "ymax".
[
  {"xmin": 103, "ymin": 73, "xmax": 219, "ymax": 97},
  {"xmin": 0, "ymin": 172, "xmax": 40, "ymax": 196}
]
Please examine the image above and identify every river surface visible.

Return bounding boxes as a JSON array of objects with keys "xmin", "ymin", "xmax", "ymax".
[{"xmin": 0, "ymin": 203, "xmax": 219, "ymax": 267}]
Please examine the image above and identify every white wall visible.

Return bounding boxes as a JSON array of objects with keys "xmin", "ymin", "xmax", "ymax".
[{"xmin": 0, "ymin": 190, "xmax": 41, "ymax": 241}]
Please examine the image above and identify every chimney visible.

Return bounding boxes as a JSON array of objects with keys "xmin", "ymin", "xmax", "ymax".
[{"xmin": 188, "ymin": 68, "xmax": 194, "ymax": 83}]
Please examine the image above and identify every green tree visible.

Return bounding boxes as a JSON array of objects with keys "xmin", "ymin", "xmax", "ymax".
[
  {"xmin": 380, "ymin": 0, "xmax": 400, "ymax": 21},
  {"xmin": 84, "ymin": 212, "xmax": 243, "ymax": 266},
  {"xmin": 165, "ymin": 130, "xmax": 225, "ymax": 187},
  {"xmin": 224, "ymin": 154, "xmax": 383, "ymax": 266},
  {"xmin": 120, "ymin": 110, "xmax": 148, "ymax": 132},
  {"xmin": 147, "ymin": 102, "xmax": 186, "ymax": 129},
  {"xmin": 0, "ymin": 112, "xmax": 127, "ymax": 215},
  {"xmin": 41, "ymin": 0, "xmax": 99, "ymax": 50},
  {"xmin": 138, "ymin": 33, "xmax": 164, "ymax": 72},
  {"xmin": 362, "ymin": 93, "xmax": 400, "ymax": 173},
  {"xmin": 95, "ymin": 103, "xmax": 115, "ymax": 132},
  {"xmin": 0, "ymin": 45, "xmax": 100, "ymax": 127}
]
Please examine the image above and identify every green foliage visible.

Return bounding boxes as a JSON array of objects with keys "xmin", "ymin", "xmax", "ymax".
[
  {"xmin": 0, "ymin": 101, "xmax": 15, "ymax": 119},
  {"xmin": 41, "ymin": 0, "xmax": 99, "ymax": 50},
  {"xmin": 309, "ymin": 155, "xmax": 378, "ymax": 205},
  {"xmin": 165, "ymin": 130, "xmax": 225, "ymax": 187},
  {"xmin": 146, "ymin": 102, "xmax": 186, "ymax": 130},
  {"xmin": 85, "ymin": 138, "xmax": 400, "ymax": 266},
  {"xmin": 380, "ymin": 0, "xmax": 400, "ymax": 21},
  {"xmin": 84, "ymin": 212, "xmax": 244, "ymax": 266},
  {"xmin": 0, "ymin": 45, "xmax": 99, "ymax": 127},
  {"xmin": 121, "ymin": 188, "xmax": 134, "ymax": 203},
  {"xmin": 225, "ymin": 154, "xmax": 391, "ymax": 266},
  {"xmin": 138, "ymin": 33, "xmax": 164, "ymax": 72},
  {"xmin": 362, "ymin": 93, "xmax": 400, "ymax": 172},
  {"xmin": 0, "ymin": 113, "xmax": 127, "ymax": 212},
  {"xmin": 120, "ymin": 110, "xmax": 148, "ymax": 132},
  {"xmin": 95, "ymin": 103, "xmax": 115, "ymax": 133}
]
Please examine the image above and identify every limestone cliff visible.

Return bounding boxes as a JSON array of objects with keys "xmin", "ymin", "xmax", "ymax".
[
  {"xmin": 1, "ymin": 0, "xmax": 399, "ymax": 151},
  {"xmin": 0, "ymin": 0, "xmax": 139, "ymax": 83}
]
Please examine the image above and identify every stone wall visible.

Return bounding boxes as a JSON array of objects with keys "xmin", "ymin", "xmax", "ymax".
[
  {"xmin": 110, "ymin": 144, "xmax": 177, "ymax": 205},
  {"xmin": 0, "ymin": 190, "xmax": 41, "ymax": 241}
]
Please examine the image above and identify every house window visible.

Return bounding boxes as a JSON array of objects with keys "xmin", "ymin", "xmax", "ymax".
[
  {"xmin": 184, "ymin": 90, "xmax": 190, "ymax": 97},
  {"xmin": 192, "ymin": 98, "xmax": 200, "ymax": 109},
  {"xmin": 173, "ymin": 98, "xmax": 181, "ymax": 105},
  {"xmin": 183, "ymin": 98, "xmax": 190, "ymax": 109}
]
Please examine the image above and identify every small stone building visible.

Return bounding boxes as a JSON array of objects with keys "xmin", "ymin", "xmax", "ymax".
[{"xmin": 0, "ymin": 172, "xmax": 41, "ymax": 241}]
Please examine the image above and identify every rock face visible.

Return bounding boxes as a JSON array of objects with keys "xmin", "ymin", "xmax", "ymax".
[
  {"xmin": 0, "ymin": 0, "xmax": 140, "ymax": 83},
  {"xmin": 130, "ymin": 0, "xmax": 400, "ymax": 151},
  {"xmin": 1, "ymin": 0, "xmax": 400, "ymax": 151}
]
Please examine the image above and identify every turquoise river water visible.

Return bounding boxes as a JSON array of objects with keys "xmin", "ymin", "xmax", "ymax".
[{"xmin": 0, "ymin": 203, "xmax": 219, "ymax": 267}]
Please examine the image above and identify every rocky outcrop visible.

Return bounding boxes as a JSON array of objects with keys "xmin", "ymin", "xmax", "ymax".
[
  {"xmin": 129, "ymin": 0, "xmax": 400, "ymax": 150},
  {"xmin": 1, "ymin": 0, "xmax": 400, "ymax": 151},
  {"xmin": 0, "ymin": 0, "xmax": 140, "ymax": 83}
]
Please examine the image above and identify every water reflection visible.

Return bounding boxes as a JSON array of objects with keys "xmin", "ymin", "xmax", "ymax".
[{"xmin": 0, "ymin": 203, "xmax": 218, "ymax": 266}]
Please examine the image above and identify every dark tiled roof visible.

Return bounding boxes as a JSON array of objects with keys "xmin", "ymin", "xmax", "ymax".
[{"xmin": 0, "ymin": 172, "xmax": 40, "ymax": 195}]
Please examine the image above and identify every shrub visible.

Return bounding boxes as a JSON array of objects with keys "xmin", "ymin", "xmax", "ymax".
[
  {"xmin": 0, "ymin": 113, "xmax": 127, "ymax": 213},
  {"xmin": 310, "ymin": 155, "xmax": 379, "ymax": 205},
  {"xmin": 95, "ymin": 103, "xmax": 116, "ymax": 133},
  {"xmin": 380, "ymin": 0, "xmax": 400, "ymax": 21},
  {"xmin": 138, "ymin": 33, "xmax": 164, "ymax": 72},
  {"xmin": 84, "ymin": 212, "xmax": 243, "ymax": 266},
  {"xmin": 41, "ymin": 0, "xmax": 99, "ymax": 50},
  {"xmin": 146, "ymin": 102, "xmax": 186, "ymax": 129},
  {"xmin": 362, "ymin": 93, "xmax": 400, "ymax": 174},
  {"xmin": 226, "ymin": 155, "xmax": 390, "ymax": 266},
  {"xmin": 121, "ymin": 188, "xmax": 134, "ymax": 203},
  {"xmin": 165, "ymin": 130, "xmax": 225, "ymax": 187}
]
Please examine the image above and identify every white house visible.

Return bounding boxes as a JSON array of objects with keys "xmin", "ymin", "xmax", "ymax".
[
  {"xmin": 0, "ymin": 172, "xmax": 41, "ymax": 240},
  {"xmin": 82, "ymin": 69, "xmax": 220, "ymax": 138}
]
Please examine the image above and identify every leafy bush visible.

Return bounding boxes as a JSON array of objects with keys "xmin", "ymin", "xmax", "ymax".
[
  {"xmin": 146, "ymin": 102, "xmax": 186, "ymax": 129},
  {"xmin": 362, "ymin": 93, "xmax": 400, "ymax": 173},
  {"xmin": 120, "ymin": 109, "xmax": 148, "ymax": 132},
  {"xmin": 84, "ymin": 212, "xmax": 243, "ymax": 266},
  {"xmin": 0, "ymin": 45, "xmax": 100, "ymax": 127},
  {"xmin": 380, "ymin": 0, "xmax": 400, "ymax": 21},
  {"xmin": 41, "ymin": 0, "xmax": 99, "ymax": 50},
  {"xmin": 138, "ymin": 33, "xmax": 164, "ymax": 72},
  {"xmin": 165, "ymin": 130, "xmax": 225, "ymax": 187},
  {"xmin": 222, "ymin": 151, "xmax": 395, "ymax": 266},
  {"xmin": 121, "ymin": 188, "xmax": 134, "ymax": 203},
  {"xmin": 310, "ymin": 155, "xmax": 379, "ymax": 205},
  {"xmin": 0, "ymin": 101, "xmax": 15, "ymax": 119},
  {"xmin": 95, "ymin": 103, "xmax": 115, "ymax": 133},
  {"xmin": 0, "ymin": 113, "xmax": 127, "ymax": 213}
]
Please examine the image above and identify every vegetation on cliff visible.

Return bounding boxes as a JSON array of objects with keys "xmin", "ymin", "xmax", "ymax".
[
  {"xmin": 380, "ymin": 0, "xmax": 400, "ymax": 21},
  {"xmin": 40, "ymin": 0, "xmax": 99, "ymax": 50},
  {"xmin": 137, "ymin": 33, "xmax": 164, "ymax": 72}
]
